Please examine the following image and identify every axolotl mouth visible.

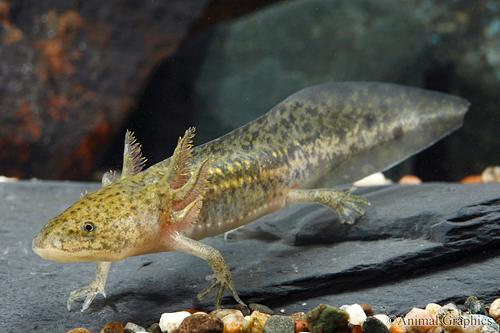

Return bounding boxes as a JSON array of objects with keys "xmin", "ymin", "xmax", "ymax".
[{"xmin": 32, "ymin": 235, "xmax": 95, "ymax": 263}]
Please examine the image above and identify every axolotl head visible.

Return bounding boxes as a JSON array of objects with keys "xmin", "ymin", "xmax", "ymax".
[{"xmin": 32, "ymin": 181, "xmax": 162, "ymax": 263}]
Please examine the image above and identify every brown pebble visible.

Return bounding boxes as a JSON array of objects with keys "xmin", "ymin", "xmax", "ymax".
[
  {"xmin": 295, "ymin": 319, "xmax": 309, "ymax": 332},
  {"xmin": 460, "ymin": 175, "xmax": 482, "ymax": 183},
  {"xmin": 248, "ymin": 303, "xmax": 273, "ymax": 315},
  {"xmin": 351, "ymin": 325, "xmax": 362, "ymax": 333},
  {"xmin": 146, "ymin": 323, "xmax": 162, "ymax": 333},
  {"xmin": 67, "ymin": 329, "xmax": 91, "ymax": 333},
  {"xmin": 360, "ymin": 303, "xmax": 374, "ymax": 316},
  {"xmin": 178, "ymin": 313, "xmax": 223, "ymax": 333},
  {"xmin": 100, "ymin": 322, "xmax": 124, "ymax": 333},
  {"xmin": 234, "ymin": 303, "xmax": 251, "ymax": 316}
]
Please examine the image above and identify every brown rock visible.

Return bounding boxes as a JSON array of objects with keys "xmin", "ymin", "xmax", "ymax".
[
  {"xmin": 178, "ymin": 313, "xmax": 223, "ymax": 333},
  {"xmin": 295, "ymin": 319, "xmax": 309, "ymax": 332},
  {"xmin": 248, "ymin": 303, "xmax": 273, "ymax": 315},
  {"xmin": 100, "ymin": 322, "xmax": 124, "ymax": 333},
  {"xmin": 0, "ymin": 0, "xmax": 209, "ymax": 180},
  {"xmin": 350, "ymin": 325, "xmax": 362, "ymax": 333},
  {"xmin": 360, "ymin": 303, "xmax": 374, "ymax": 317}
]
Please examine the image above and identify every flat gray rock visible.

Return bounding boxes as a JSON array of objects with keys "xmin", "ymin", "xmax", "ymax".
[{"xmin": 0, "ymin": 181, "xmax": 498, "ymax": 332}]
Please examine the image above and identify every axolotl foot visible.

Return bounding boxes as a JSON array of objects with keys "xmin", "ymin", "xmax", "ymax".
[
  {"xmin": 287, "ymin": 188, "xmax": 370, "ymax": 225},
  {"xmin": 197, "ymin": 271, "xmax": 246, "ymax": 309},
  {"xmin": 67, "ymin": 282, "xmax": 107, "ymax": 312},
  {"xmin": 329, "ymin": 189, "xmax": 370, "ymax": 224},
  {"xmin": 67, "ymin": 261, "xmax": 111, "ymax": 312}
]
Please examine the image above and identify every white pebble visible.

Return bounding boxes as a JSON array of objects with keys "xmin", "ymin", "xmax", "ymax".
[
  {"xmin": 489, "ymin": 298, "xmax": 500, "ymax": 320},
  {"xmin": 341, "ymin": 304, "xmax": 367, "ymax": 326},
  {"xmin": 193, "ymin": 311, "xmax": 208, "ymax": 316},
  {"xmin": 159, "ymin": 311, "xmax": 191, "ymax": 332},
  {"xmin": 373, "ymin": 314, "xmax": 392, "ymax": 329},
  {"xmin": 210, "ymin": 308, "xmax": 243, "ymax": 320},
  {"xmin": 124, "ymin": 322, "xmax": 146, "ymax": 333},
  {"xmin": 221, "ymin": 313, "xmax": 246, "ymax": 332},
  {"xmin": 354, "ymin": 172, "xmax": 392, "ymax": 186},
  {"xmin": 425, "ymin": 303, "xmax": 442, "ymax": 316}
]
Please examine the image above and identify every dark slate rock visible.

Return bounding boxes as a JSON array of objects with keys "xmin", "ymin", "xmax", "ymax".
[
  {"xmin": 362, "ymin": 317, "xmax": 389, "ymax": 333},
  {"xmin": 0, "ymin": 0, "xmax": 207, "ymax": 180},
  {"xmin": 0, "ymin": 181, "xmax": 499, "ymax": 332},
  {"xmin": 464, "ymin": 296, "xmax": 487, "ymax": 315},
  {"xmin": 249, "ymin": 302, "xmax": 274, "ymax": 315},
  {"xmin": 146, "ymin": 323, "xmax": 162, "ymax": 333}
]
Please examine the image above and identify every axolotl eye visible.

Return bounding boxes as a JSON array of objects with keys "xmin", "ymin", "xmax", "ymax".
[{"xmin": 82, "ymin": 222, "xmax": 95, "ymax": 232}]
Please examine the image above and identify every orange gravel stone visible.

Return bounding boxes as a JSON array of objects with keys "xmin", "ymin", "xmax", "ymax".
[
  {"xmin": 399, "ymin": 175, "xmax": 422, "ymax": 185},
  {"xmin": 460, "ymin": 175, "xmax": 482, "ymax": 183},
  {"xmin": 100, "ymin": 322, "xmax": 124, "ymax": 333},
  {"xmin": 67, "ymin": 329, "xmax": 91, "ymax": 333},
  {"xmin": 295, "ymin": 319, "xmax": 309, "ymax": 332},
  {"xmin": 389, "ymin": 317, "xmax": 405, "ymax": 333}
]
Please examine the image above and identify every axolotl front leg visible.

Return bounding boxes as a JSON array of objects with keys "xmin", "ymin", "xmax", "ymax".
[
  {"xmin": 67, "ymin": 131, "xmax": 146, "ymax": 311},
  {"xmin": 67, "ymin": 261, "xmax": 111, "ymax": 311},
  {"xmin": 67, "ymin": 171, "xmax": 116, "ymax": 311}
]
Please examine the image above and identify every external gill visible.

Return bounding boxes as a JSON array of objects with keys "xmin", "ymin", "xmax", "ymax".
[
  {"xmin": 158, "ymin": 128, "xmax": 245, "ymax": 309},
  {"xmin": 67, "ymin": 128, "xmax": 245, "ymax": 311}
]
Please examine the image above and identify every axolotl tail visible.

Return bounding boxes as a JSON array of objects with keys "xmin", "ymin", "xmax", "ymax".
[{"xmin": 192, "ymin": 81, "xmax": 469, "ymax": 188}]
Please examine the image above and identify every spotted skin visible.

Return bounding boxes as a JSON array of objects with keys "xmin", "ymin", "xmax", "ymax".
[{"xmin": 33, "ymin": 82, "xmax": 469, "ymax": 310}]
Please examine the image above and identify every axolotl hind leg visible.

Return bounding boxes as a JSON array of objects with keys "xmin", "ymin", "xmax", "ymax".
[
  {"xmin": 287, "ymin": 188, "xmax": 370, "ymax": 224},
  {"xmin": 169, "ymin": 232, "xmax": 245, "ymax": 308}
]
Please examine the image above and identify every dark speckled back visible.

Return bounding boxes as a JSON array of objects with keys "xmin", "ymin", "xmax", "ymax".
[
  {"xmin": 193, "ymin": 82, "xmax": 468, "ymax": 185},
  {"xmin": 151, "ymin": 82, "xmax": 469, "ymax": 237}
]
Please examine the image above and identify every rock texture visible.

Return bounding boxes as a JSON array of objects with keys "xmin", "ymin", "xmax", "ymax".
[
  {"xmin": 0, "ymin": 182, "xmax": 499, "ymax": 332},
  {"xmin": 0, "ymin": 0, "xmax": 208, "ymax": 180}
]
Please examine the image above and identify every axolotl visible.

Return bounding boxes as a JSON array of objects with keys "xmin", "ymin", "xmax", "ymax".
[{"xmin": 32, "ymin": 82, "xmax": 469, "ymax": 312}]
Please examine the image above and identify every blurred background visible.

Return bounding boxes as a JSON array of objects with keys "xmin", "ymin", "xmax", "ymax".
[{"xmin": 0, "ymin": 0, "xmax": 499, "ymax": 182}]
